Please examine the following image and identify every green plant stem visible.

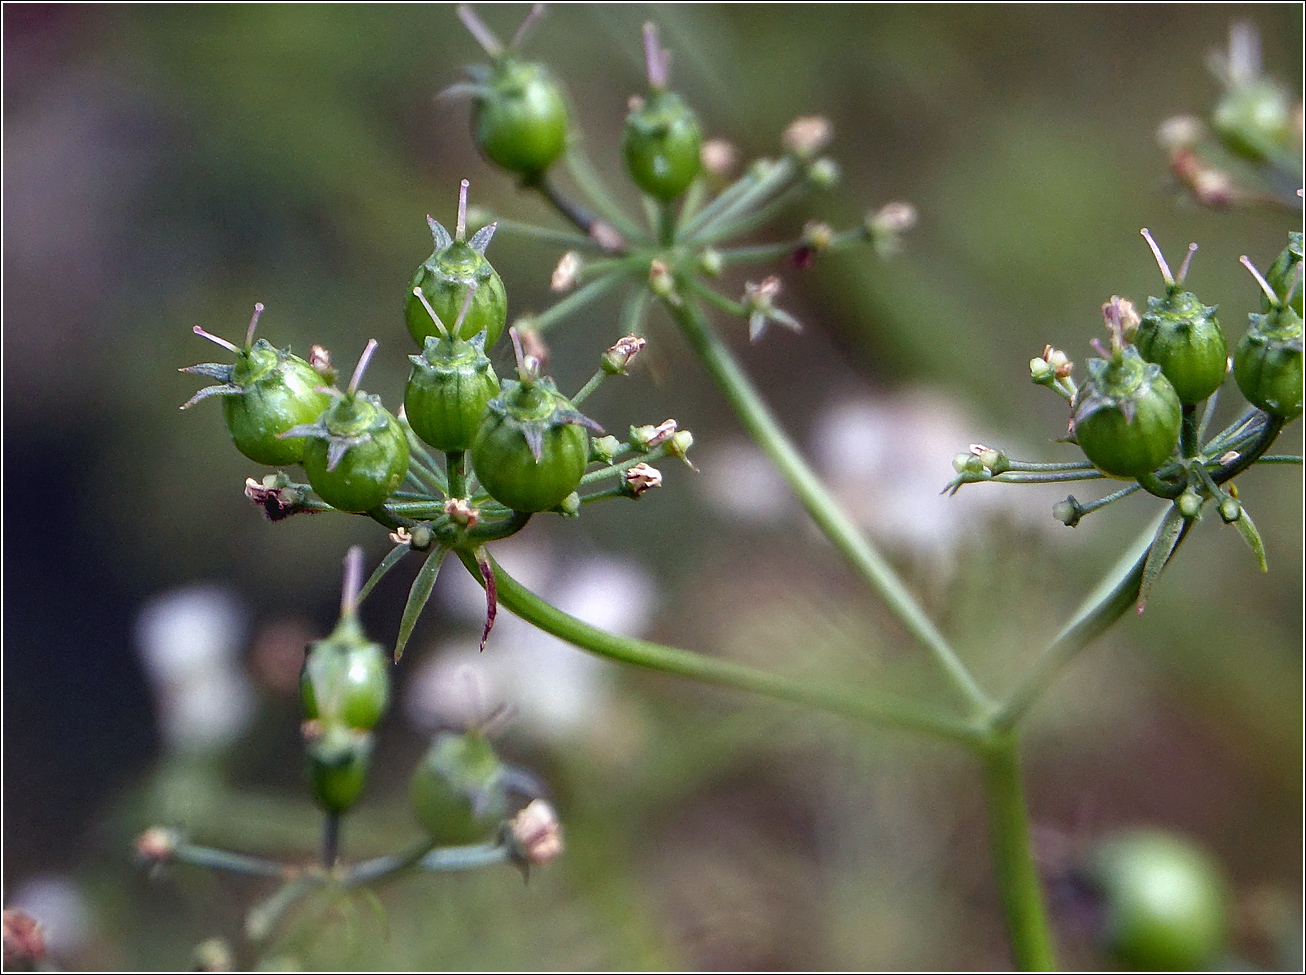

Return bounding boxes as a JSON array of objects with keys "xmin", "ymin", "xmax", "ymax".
[
  {"xmin": 322, "ymin": 812, "xmax": 341, "ymax": 870},
  {"xmin": 493, "ymin": 218, "xmax": 610, "ymax": 252},
  {"xmin": 668, "ymin": 297, "xmax": 991, "ymax": 714},
  {"xmin": 1254, "ymin": 454, "xmax": 1303, "ymax": 464},
  {"xmin": 528, "ymin": 172, "xmax": 605, "ymax": 240},
  {"xmin": 571, "ymin": 368, "xmax": 608, "ymax": 407},
  {"xmin": 657, "ymin": 197, "xmax": 678, "ymax": 247},
  {"xmin": 992, "ymin": 510, "xmax": 1184, "ymax": 731},
  {"xmin": 693, "ymin": 183, "xmax": 807, "ymax": 247},
  {"xmin": 978, "ymin": 731, "xmax": 1057, "ymax": 971},
  {"xmin": 1211, "ymin": 413, "xmax": 1286, "ymax": 483},
  {"xmin": 562, "ymin": 147, "xmax": 646, "ymax": 243},
  {"xmin": 457, "ymin": 550, "xmax": 982, "ymax": 747},
  {"xmin": 343, "ymin": 839, "xmax": 438, "ymax": 888},
  {"xmin": 446, "ymin": 450, "xmax": 467, "ymax": 499},
  {"xmin": 1180, "ymin": 404, "xmax": 1200, "ymax": 457},
  {"xmin": 683, "ymin": 158, "xmax": 797, "ymax": 242},
  {"xmin": 170, "ymin": 841, "xmax": 290, "ymax": 879},
  {"xmin": 530, "ymin": 270, "xmax": 635, "ymax": 332}
]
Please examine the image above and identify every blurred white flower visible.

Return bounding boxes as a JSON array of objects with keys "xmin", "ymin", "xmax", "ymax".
[
  {"xmin": 696, "ymin": 439, "xmax": 796, "ymax": 524},
  {"xmin": 810, "ymin": 388, "xmax": 1064, "ymax": 561},
  {"xmin": 5, "ymin": 874, "xmax": 92, "ymax": 958},
  {"xmin": 134, "ymin": 584, "xmax": 255, "ymax": 753},
  {"xmin": 406, "ymin": 548, "xmax": 658, "ymax": 740}
]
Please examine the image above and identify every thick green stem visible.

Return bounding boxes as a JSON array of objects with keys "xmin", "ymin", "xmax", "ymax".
[
  {"xmin": 979, "ymin": 732, "xmax": 1057, "ymax": 971},
  {"xmin": 458, "ymin": 550, "xmax": 982, "ymax": 747},
  {"xmin": 668, "ymin": 297, "xmax": 990, "ymax": 714},
  {"xmin": 446, "ymin": 450, "xmax": 467, "ymax": 499}
]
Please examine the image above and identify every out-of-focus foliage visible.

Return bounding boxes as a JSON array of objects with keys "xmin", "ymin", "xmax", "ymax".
[{"xmin": 3, "ymin": 4, "xmax": 1300, "ymax": 969}]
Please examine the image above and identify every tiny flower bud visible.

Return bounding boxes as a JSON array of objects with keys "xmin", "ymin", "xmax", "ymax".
[
  {"xmin": 510, "ymin": 798, "xmax": 564, "ymax": 865},
  {"xmin": 801, "ymin": 220, "xmax": 836, "ymax": 252},
  {"xmin": 551, "ymin": 251, "xmax": 583, "ymax": 292},
  {"xmin": 666, "ymin": 429, "xmax": 697, "ymax": 469},
  {"xmin": 698, "ymin": 248, "xmax": 724, "ymax": 277},
  {"xmin": 806, "ymin": 157, "xmax": 840, "ymax": 188},
  {"xmin": 1219, "ymin": 497, "xmax": 1242, "ymax": 523},
  {"xmin": 864, "ymin": 201, "xmax": 918, "ymax": 257},
  {"xmin": 602, "ymin": 335, "xmax": 647, "ymax": 375},
  {"xmin": 559, "ymin": 491, "xmax": 581, "ymax": 516},
  {"xmin": 515, "ymin": 324, "xmax": 550, "ymax": 371},
  {"xmin": 589, "ymin": 220, "xmax": 626, "ymax": 252},
  {"xmin": 591, "ymin": 435, "xmax": 622, "ymax": 463},
  {"xmin": 444, "ymin": 497, "xmax": 481, "ymax": 527},
  {"xmin": 1030, "ymin": 357, "xmax": 1055, "ymax": 383},
  {"xmin": 3, "ymin": 910, "xmax": 46, "ymax": 970},
  {"xmin": 952, "ymin": 452, "xmax": 986, "ymax": 476},
  {"xmin": 782, "ymin": 116, "xmax": 833, "ymax": 159},
  {"xmin": 309, "ymin": 345, "xmax": 336, "ymax": 383},
  {"xmin": 1157, "ymin": 115, "xmax": 1204, "ymax": 153},
  {"xmin": 135, "ymin": 827, "xmax": 180, "ymax": 864},
  {"xmin": 970, "ymin": 444, "xmax": 1009, "ymax": 474},
  {"xmin": 700, "ymin": 138, "xmax": 738, "ymax": 178},
  {"xmin": 648, "ymin": 259, "xmax": 676, "ymax": 299},
  {"xmin": 389, "ymin": 526, "xmax": 413, "ymax": 545},
  {"xmin": 624, "ymin": 463, "xmax": 663, "ymax": 495},
  {"xmin": 630, "ymin": 419, "xmax": 677, "ymax": 450},
  {"xmin": 193, "ymin": 937, "xmax": 235, "ymax": 973},
  {"xmin": 244, "ymin": 476, "xmax": 307, "ymax": 521},
  {"xmin": 1052, "ymin": 497, "xmax": 1083, "ymax": 527},
  {"xmin": 1178, "ymin": 491, "xmax": 1203, "ymax": 519}
]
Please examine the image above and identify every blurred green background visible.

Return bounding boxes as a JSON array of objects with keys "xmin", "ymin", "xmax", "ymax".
[{"xmin": 3, "ymin": 3, "xmax": 1301, "ymax": 969}]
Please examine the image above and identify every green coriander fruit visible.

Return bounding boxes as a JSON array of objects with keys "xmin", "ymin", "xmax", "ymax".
[
  {"xmin": 1212, "ymin": 77, "xmax": 1297, "ymax": 167},
  {"xmin": 1133, "ymin": 291, "xmax": 1226, "ymax": 406},
  {"xmin": 1073, "ymin": 346, "xmax": 1182, "ymax": 478},
  {"xmin": 1234, "ymin": 303, "xmax": 1304, "ymax": 420},
  {"xmin": 470, "ymin": 377, "xmax": 597, "ymax": 512},
  {"xmin": 409, "ymin": 730, "xmax": 508, "ymax": 846},
  {"xmin": 1262, "ymin": 232, "xmax": 1303, "ymax": 317},
  {"xmin": 473, "ymin": 58, "xmax": 568, "ymax": 181},
  {"xmin": 406, "ymin": 216, "xmax": 508, "ymax": 351},
  {"xmin": 1082, "ymin": 829, "xmax": 1229, "ymax": 972},
  {"xmin": 623, "ymin": 89, "xmax": 702, "ymax": 201},
  {"xmin": 404, "ymin": 334, "xmax": 500, "ymax": 452},
  {"xmin": 181, "ymin": 305, "xmax": 331, "ymax": 467},
  {"xmin": 307, "ymin": 726, "xmax": 373, "ymax": 815},
  {"xmin": 300, "ymin": 612, "xmax": 390, "ymax": 732},
  {"xmin": 286, "ymin": 341, "xmax": 410, "ymax": 513}
]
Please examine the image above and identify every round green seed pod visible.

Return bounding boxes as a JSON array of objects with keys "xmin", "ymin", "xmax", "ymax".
[
  {"xmin": 470, "ymin": 377, "xmax": 595, "ymax": 512},
  {"xmin": 300, "ymin": 392, "xmax": 409, "ymax": 513},
  {"xmin": 1073, "ymin": 346, "xmax": 1182, "ymax": 478},
  {"xmin": 182, "ymin": 307, "xmax": 331, "ymax": 467},
  {"xmin": 1081, "ymin": 829, "xmax": 1230, "ymax": 972},
  {"xmin": 404, "ymin": 335, "xmax": 500, "ymax": 452},
  {"xmin": 472, "ymin": 58, "xmax": 569, "ymax": 181},
  {"xmin": 307, "ymin": 726, "xmax": 374, "ymax": 815},
  {"xmin": 300, "ymin": 611, "xmax": 390, "ymax": 732},
  {"xmin": 1234, "ymin": 304, "xmax": 1304, "ymax": 420},
  {"xmin": 409, "ymin": 730, "xmax": 508, "ymax": 846},
  {"xmin": 406, "ymin": 230, "xmax": 508, "ymax": 352},
  {"xmin": 623, "ymin": 89, "xmax": 702, "ymax": 201},
  {"xmin": 1134, "ymin": 290, "xmax": 1227, "ymax": 405}
]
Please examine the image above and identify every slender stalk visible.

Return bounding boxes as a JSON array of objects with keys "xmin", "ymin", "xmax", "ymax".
[
  {"xmin": 1211, "ymin": 413, "xmax": 1286, "ymax": 483},
  {"xmin": 343, "ymin": 839, "xmax": 437, "ymax": 888},
  {"xmin": 979, "ymin": 732, "xmax": 1057, "ymax": 971},
  {"xmin": 531, "ymin": 270, "xmax": 634, "ymax": 333},
  {"xmin": 322, "ymin": 812, "xmax": 341, "ymax": 870},
  {"xmin": 657, "ymin": 197, "xmax": 678, "ymax": 247},
  {"xmin": 493, "ymin": 218, "xmax": 611, "ymax": 252},
  {"xmin": 668, "ymin": 297, "xmax": 991, "ymax": 714},
  {"xmin": 456, "ymin": 550, "xmax": 982, "ymax": 747},
  {"xmin": 446, "ymin": 450, "xmax": 467, "ymax": 499},
  {"xmin": 171, "ymin": 841, "xmax": 290, "ymax": 879},
  {"xmin": 993, "ymin": 510, "xmax": 1184, "ymax": 731},
  {"xmin": 1180, "ymin": 404, "xmax": 1201, "ymax": 457},
  {"xmin": 562, "ymin": 146, "xmax": 647, "ymax": 242}
]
